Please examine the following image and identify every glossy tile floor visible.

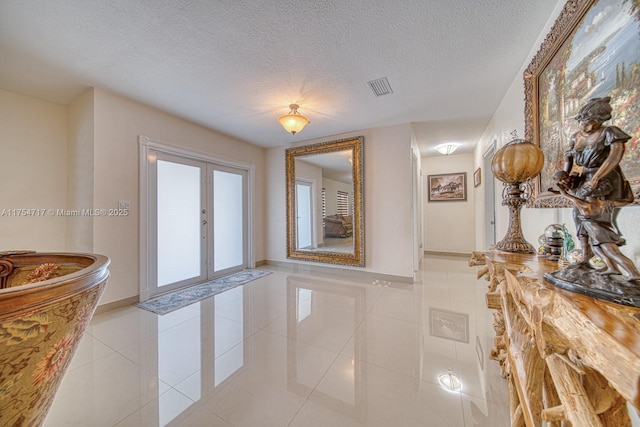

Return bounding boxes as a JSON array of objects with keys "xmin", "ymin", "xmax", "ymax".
[{"xmin": 43, "ymin": 255, "xmax": 511, "ymax": 427}]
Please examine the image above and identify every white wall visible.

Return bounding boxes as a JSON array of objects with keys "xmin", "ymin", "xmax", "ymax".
[
  {"xmin": 265, "ymin": 124, "xmax": 415, "ymax": 279},
  {"xmin": 410, "ymin": 127, "xmax": 424, "ymax": 268},
  {"xmin": 474, "ymin": 0, "xmax": 566, "ymax": 253},
  {"xmin": 1, "ymin": 88, "xmax": 266, "ymax": 306},
  {"xmin": 422, "ymin": 153, "xmax": 475, "ymax": 254},
  {"xmin": 323, "ymin": 177, "xmax": 352, "ymax": 216},
  {"xmin": 0, "ymin": 89, "xmax": 68, "ymax": 251},
  {"xmin": 91, "ymin": 88, "xmax": 266, "ymax": 305},
  {"xmin": 67, "ymin": 89, "xmax": 95, "ymax": 253}
]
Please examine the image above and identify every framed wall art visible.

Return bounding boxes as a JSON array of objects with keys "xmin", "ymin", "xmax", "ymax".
[
  {"xmin": 427, "ymin": 172, "xmax": 467, "ymax": 202},
  {"xmin": 474, "ymin": 167, "xmax": 481, "ymax": 187},
  {"xmin": 524, "ymin": 0, "xmax": 640, "ymax": 207}
]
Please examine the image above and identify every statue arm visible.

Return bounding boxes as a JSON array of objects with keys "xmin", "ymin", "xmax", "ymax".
[
  {"xmin": 563, "ymin": 137, "xmax": 576, "ymax": 173},
  {"xmin": 587, "ymin": 141, "xmax": 625, "ymax": 190},
  {"xmin": 557, "ymin": 185, "xmax": 586, "ymax": 208}
]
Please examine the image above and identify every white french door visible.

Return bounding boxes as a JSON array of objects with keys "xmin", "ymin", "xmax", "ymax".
[
  {"xmin": 209, "ymin": 164, "xmax": 248, "ymax": 277},
  {"xmin": 151, "ymin": 152, "xmax": 207, "ymax": 296},
  {"xmin": 140, "ymin": 137, "xmax": 250, "ymax": 301}
]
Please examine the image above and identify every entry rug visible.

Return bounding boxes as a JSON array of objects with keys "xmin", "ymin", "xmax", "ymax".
[{"xmin": 136, "ymin": 269, "xmax": 272, "ymax": 315}]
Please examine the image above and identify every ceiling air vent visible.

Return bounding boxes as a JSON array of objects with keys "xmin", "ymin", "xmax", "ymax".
[{"xmin": 367, "ymin": 77, "xmax": 393, "ymax": 97}]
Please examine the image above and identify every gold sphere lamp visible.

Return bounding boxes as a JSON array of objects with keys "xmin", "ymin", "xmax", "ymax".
[{"xmin": 491, "ymin": 138, "xmax": 544, "ymax": 253}]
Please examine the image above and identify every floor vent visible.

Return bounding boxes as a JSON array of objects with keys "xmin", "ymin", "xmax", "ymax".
[{"xmin": 367, "ymin": 77, "xmax": 393, "ymax": 97}]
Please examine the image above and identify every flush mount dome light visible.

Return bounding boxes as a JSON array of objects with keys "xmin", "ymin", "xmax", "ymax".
[
  {"xmin": 436, "ymin": 143, "xmax": 460, "ymax": 155},
  {"xmin": 278, "ymin": 104, "xmax": 310, "ymax": 135}
]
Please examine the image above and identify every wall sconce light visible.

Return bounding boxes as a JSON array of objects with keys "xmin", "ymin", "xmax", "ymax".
[
  {"xmin": 278, "ymin": 104, "xmax": 310, "ymax": 135},
  {"xmin": 436, "ymin": 143, "xmax": 459, "ymax": 155}
]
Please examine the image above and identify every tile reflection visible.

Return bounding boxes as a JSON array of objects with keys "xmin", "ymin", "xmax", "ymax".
[
  {"xmin": 429, "ymin": 308, "xmax": 470, "ymax": 344},
  {"xmin": 44, "ymin": 258, "xmax": 513, "ymax": 426},
  {"xmin": 286, "ymin": 275, "xmax": 369, "ymax": 421},
  {"xmin": 122, "ymin": 288, "xmax": 249, "ymax": 425}
]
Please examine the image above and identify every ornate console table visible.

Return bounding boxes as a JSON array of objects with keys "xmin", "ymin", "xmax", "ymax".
[{"xmin": 470, "ymin": 251, "xmax": 640, "ymax": 426}]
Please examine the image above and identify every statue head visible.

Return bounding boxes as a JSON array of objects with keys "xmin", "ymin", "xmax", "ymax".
[{"xmin": 575, "ymin": 97, "xmax": 612, "ymax": 123}]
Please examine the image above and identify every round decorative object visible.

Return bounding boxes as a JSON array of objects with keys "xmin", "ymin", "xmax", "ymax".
[
  {"xmin": 491, "ymin": 139, "xmax": 544, "ymax": 184},
  {"xmin": 538, "ymin": 234, "xmax": 546, "ymax": 246},
  {"xmin": 566, "ymin": 249, "xmax": 582, "ymax": 264},
  {"xmin": 589, "ymin": 256, "xmax": 606, "ymax": 270},
  {"xmin": 544, "ymin": 224, "xmax": 564, "ymax": 239}
]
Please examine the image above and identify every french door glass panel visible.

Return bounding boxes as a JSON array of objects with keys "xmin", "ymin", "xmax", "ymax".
[
  {"xmin": 156, "ymin": 158, "xmax": 205, "ymax": 289},
  {"xmin": 147, "ymin": 150, "xmax": 248, "ymax": 299},
  {"xmin": 212, "ymin": 168, "xmax": 245, "ymax": 273}
]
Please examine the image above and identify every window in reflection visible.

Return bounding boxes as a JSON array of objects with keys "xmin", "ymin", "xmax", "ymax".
[
  {"xmin": 297, "ymin": 288, "xmax": 313, "ymax": 322},
  {"xmin": 158, "ymin": 308, "xmax": 201, "ymax": 424},
  {"xmin": 295, "ymin": 180, "xmax": 315, "ymax": 249},
  {"xmin": 287, "ymin": 277, "xmax": 366, "ymax": 418}
]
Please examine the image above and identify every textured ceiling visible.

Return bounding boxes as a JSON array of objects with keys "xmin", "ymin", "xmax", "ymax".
[{"xmin": 0, "ymin": 0, "xmax": 560, "ymax": 155}]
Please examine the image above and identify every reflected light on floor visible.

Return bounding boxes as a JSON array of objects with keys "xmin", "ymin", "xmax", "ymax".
[{"xmin": 438, "ymin": 370, "xmax": 462, "ymax": 393}]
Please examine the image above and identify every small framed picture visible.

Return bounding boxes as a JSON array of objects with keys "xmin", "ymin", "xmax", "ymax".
[
  {"xmin": 474, "ymin": 167, "xmax": 481, "ymax": 188},
  {"xmin": 427, "ymin": 172, "xmax": 466, "ymax": 202}
]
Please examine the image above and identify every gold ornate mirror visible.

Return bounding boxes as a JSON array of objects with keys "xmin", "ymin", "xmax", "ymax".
[{"xmin": 286, "ymin": 136, "xmax": 364, "ymax": 266}]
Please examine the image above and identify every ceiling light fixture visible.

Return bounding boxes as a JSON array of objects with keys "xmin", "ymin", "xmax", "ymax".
[
  {"xmin": 436, "ymin": 143, "xmax": 460, "ymax": 156},
  {"xmin": 278, "ymin": 104, "xmax": 310, "ymax": 135}
]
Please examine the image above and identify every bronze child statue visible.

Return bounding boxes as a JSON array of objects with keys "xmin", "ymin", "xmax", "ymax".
[
  {"xmin": 546, "ymin": 97, "xmax": 640, "ymax": 306},
  {"xmin": 554, "ymin": 171, "xmax": 639, "ymax": 281}
]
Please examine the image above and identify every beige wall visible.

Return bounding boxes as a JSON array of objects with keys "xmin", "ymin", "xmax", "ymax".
[
  {"xmin": 91, "ymin": 88, "xmax": 266, "ymax": 305},
  {"xmin": 1, "ymin": 88, "xmax": 266, "ymax": 306},
  {"xmin": 67, "ymin": 89, "xmax": 95, "ymax": 253},
  {"xmin": 422, "ymin": 153, "xmax": 475, "ymax": 254},
  {"xmin": 0, "ymin": 89, "xmax": 68, "ymax": 251},
  {"xmin": 474, "ymin": 0, "xmax": 565, "ymax": 253},
  {"xmin": 265, "ymin": 124, "xmax": 416, "ymax": 279},
  {"xmin": 323, "ymin": 177, "xmax": 352, "ymax": 218}
]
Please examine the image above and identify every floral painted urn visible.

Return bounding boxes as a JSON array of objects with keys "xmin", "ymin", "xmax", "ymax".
[{"xmin": 0, "ymin": 251, "xmax": 110, "ymax": 427}]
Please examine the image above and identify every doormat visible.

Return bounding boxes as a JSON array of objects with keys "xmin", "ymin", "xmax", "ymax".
[{"xmin": 136, "ymin": 269, "xmax": 272, "ymax": 315}]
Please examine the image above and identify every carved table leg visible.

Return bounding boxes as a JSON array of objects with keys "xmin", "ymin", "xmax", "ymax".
[
  {"xmin": 583, "ymin": 369, "xmax": 631, "ymax": 426},
  {"xmin": 542, "ymin": 365, "xmax": 562, "ymax": 426},
  {"xmin": 546, "ymin": 354, "xmax": 604, "ymax": 427}
]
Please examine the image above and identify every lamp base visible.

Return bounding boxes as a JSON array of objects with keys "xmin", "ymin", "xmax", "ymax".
[
  {"xmin": 495, "ymin": 238, "xmax": 535, "ymax": 254},
  {"xmin": 495, "ymin": 182, "xmax": 535, "ymax": 254}
]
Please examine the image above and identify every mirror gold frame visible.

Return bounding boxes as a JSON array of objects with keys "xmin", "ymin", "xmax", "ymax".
[{"xmin": 286, "ymin": 136, "xmax": 364, "ymax": 266}]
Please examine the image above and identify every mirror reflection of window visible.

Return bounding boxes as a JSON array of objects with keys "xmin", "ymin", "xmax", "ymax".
[
  {"xmin": 296, "ymin": 288, "xmax": 313, "ymax": 322},
  {"xmin": 337, "ymin": 191, "xmax": 349, "ymax": 216},
  {"xmin": 295, "ymin": 180, "xmax": 314, "ymax": 249}
]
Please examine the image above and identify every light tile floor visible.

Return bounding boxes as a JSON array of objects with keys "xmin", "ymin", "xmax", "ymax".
[{"xmin": 43, "ymin": 255, "xmax": 511, "ymax": 427}]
